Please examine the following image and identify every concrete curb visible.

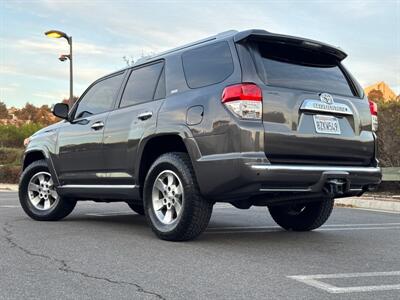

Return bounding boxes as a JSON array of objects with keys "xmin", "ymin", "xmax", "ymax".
[
  {"xmin": 335, "ymin": 197, "xmax": 400, "ymax": 212},
  {"xmin": 0, "ymin": 184, "xmax": 18, "ymax": 191}
]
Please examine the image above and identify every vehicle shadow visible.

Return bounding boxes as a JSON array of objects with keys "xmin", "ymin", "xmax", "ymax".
[{"xmin": 64, "ymin": 212, "xmax": 359, "ymax": 253}]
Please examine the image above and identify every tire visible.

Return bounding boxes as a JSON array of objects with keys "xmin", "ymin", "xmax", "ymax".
[
  {"xmin": 19, "ymin": 160, "xmax": 76, "ymax": 221},
  {"xmin": 144, "ymin": 152, "xmax": 213, "ymax": 241},
  {"xmin": 268, "ymin": 197, "xmax": 334, "ymax": 231},
  {"xmin": 127, "ymin": 203, "xmax": 145, "ymax": 215}
]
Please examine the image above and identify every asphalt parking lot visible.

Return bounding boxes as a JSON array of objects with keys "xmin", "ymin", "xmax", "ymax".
[{"xmin": 1, "ymin": 191, "xmax": 399, "ymax": 299}]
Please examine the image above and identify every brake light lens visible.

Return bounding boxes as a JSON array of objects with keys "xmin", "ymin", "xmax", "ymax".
[
  {"xmin": 221, "ymin": 83, "xmax": 262, "ymax": 120},
  {"xmin": 369, "ymin": 100, "xmax": 377, "ymax": 115},
  {"xmin": 369, "ymin": 100, "xmax": 378, "ymax": 131}
]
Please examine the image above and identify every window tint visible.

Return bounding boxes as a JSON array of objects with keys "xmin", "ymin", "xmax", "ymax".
[
  {"xmin": 74, "ymin": 73, "xmax": 123, "ymax": 119},
  {"xmin": 182, "ymin": 41, "xmax": 234, "ymax": 89},
  {"xmin": 254, "ymin": 42, "xmax": 354, "ymax": 96},
  {"xmin": 120, "ymin": 62, "xmax": 164, "ymax": 107}
]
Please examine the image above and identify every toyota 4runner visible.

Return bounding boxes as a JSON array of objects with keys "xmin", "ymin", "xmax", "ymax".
[{"xmin": 19, "ymin": 29, "xmax": 382, "ymax": 241}]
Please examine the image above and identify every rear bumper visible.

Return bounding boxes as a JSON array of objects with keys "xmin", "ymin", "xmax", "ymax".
[
  {"xmin": 248, "ymin": 164, "xmax": 381, "ymax": 193},
  {"xmin": 194, "ymin": 153, "xmax": 382, "ymax": 201}
]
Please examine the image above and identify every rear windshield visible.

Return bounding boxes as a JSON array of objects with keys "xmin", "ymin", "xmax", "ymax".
[{"xmin": 253, "ymin": 41, "xmax": 354, "ymax": 97}]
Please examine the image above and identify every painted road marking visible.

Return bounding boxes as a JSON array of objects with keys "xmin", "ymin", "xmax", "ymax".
[
  {"xmin": 346, "ymin": 207, "xmax": 400, "ymax": 214},
  {"xmin": 86, "ymin": 211, "xmax": 134, "ymax": 217},
  {"xmin": 288, "ymin": 271, "xmax": 400, "ymax": 294},
  {"xmin": 206, "ymin": 225, "xmax": 400, "ymax": 234},
  {"xmin": 207, "ymin": 223, "xmax": 400, "ymax": 230},
  {"xmin": 0, "ymin": 205, "xmax": 20, "ymax": 208}
]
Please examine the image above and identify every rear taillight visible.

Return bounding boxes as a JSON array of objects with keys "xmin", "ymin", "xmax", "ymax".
[
  {"xmin": 221, "ymin": 83, "xmax": 262, "ymax": 120},
  {"xmin": 369, "ymin": 100, "xmax": 378, "ymax": 131}
]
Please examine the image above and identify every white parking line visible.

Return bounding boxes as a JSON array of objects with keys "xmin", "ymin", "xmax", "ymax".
[
  {"xmin": 86, "ymin": 211, "xmax": 134, "ymax": 217},
  {"xmin": 207, "ymin": 223, "xmax": 400, "ymax": 230},
  {"xmin": 288, "ymin": 271, "xmax": 400, "ymax": 293},
  {"xmin": 206, "ymin": 225, "xmax": 400, "ymax": 234},
  {"xmin": 347, "ymin": 207, "xmax": 400, "ymax": 214},
  {"xmin": 0, "ymin": 205, "xmax": 20, "ymax": 208}
]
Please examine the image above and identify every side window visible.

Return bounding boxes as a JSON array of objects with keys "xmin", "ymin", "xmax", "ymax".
[
  {"xmin": 182, "ymin": 41, "xmax": 234, "ymax": 89},
  {"xmin": 120, "ymin": 62, "xmax": 164, "ymax": 108},
  {"xmin": 74, "ymin": 73, "xmax": 123, "ymax": 119}
]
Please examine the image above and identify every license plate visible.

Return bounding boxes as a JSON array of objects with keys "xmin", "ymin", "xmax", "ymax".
[{"xmin": 313, "ymin": 115, "xmax": 341, "ymax": 135}]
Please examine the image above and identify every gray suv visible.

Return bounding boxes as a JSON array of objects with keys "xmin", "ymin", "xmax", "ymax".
[{"xmin": 19, "ymin": 29, "xmax": 382, "ymax": 241}]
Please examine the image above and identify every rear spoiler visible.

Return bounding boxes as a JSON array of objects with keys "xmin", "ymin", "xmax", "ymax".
[{"xmin": 234, "ymin": 29, "xmax": 347, "ymax": 61}]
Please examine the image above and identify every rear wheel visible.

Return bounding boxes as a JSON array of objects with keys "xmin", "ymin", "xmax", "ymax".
[
  {"xmin": 19, "ymin": 160, "xmax": 76, "ymax": 221},
  {"xmin": 144, "ymin": 152, "xmax": 213, "ymax": 241},
  {"xmin": 268, "ymin": 198, "xmax": 334, "ymax": 231}
]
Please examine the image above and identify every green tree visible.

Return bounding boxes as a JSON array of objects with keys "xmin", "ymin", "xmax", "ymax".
[
  {"xmin": 0, "ymin": 101, "xmax": 10, "ymax": 119},
  {"xmin": 14, "ymin": 103, "xmax": 38, "ymax": 121}
]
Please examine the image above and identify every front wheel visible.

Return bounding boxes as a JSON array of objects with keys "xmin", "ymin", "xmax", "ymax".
[
  {"xmin": 19, "ymin": 160, "xmax": 76, "ymax": 221},
  {"xmin": 268, "ymin": 198, "xmax": 334, "ymax": 231},
  {"xmin": 144, "ymin": 152, "xmax": 213, "ymax": 241}
]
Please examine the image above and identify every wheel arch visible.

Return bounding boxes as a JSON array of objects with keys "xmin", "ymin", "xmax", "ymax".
[
  {"xmin": 22, "ymin": 148, "xmax": 60, "ymax": 186},
  {"xmin": 136, "ymin": 128, "xmax": 202, "ymax": 197}
]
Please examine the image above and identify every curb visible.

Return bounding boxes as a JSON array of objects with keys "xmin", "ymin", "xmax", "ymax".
[
  {"xmin": 335, "ymin": 197, "xmax": 400, "ymax": 213},
  {"xmin": 0, "ymin": 184, "xmax": 18, "ymax": 192}
]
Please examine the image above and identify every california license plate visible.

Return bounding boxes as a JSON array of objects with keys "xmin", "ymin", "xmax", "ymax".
[{"xmin": 313, "ymin": 115, "xmax": 341, "ymax": 135}]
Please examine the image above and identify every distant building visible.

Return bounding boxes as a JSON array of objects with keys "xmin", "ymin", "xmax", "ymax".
[{"xmin": 364, "ymin": 82, "xmax": 398, "ymax": 102}]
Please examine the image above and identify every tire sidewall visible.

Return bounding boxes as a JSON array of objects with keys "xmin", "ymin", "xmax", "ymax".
[
  {"xmin": 19, "ymin": 160, "xmax": 73, "ymax": 220},
  {"xmin": 144, "ymin": 156, "xmax": 194, "ymax": 236},
  {"xmin": 269, "ymin": 198, "xmax": 334, "ymax": 231}
]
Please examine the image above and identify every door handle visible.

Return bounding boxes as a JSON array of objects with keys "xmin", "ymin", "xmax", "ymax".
[
  {"xmin": 91, "ymin": 121, "xmax": 104, "ymax": 130},
  {"xmin": 137, "ymin": 111, "xmax": 153, "ymax": 121}
]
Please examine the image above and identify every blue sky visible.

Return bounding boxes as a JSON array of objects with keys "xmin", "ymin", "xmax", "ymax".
[{"xmin": 1, "ymin": 0, "xmax": 399, "ymax": 107}]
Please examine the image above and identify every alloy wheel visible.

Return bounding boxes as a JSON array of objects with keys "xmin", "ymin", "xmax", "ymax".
[
  {"xmin": 27, "ymin": 171, "xmax": 59, "ymax": 210},
  {"xmin": 151, "ymin": 170, "xmax": 184, "ymax": 225}
]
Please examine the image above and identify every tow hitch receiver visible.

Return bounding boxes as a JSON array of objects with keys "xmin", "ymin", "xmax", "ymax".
[{"xmin": 325, "ymin": 179, "xmax": 348, "ymax": 196}]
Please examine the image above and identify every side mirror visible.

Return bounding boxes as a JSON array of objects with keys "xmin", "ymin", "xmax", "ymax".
[{"xmin": 52, "ymin": 103, "xmax": 69, "ymax": 120}]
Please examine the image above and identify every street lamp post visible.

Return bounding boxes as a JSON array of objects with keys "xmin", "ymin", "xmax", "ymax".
[{"xmin": 45, "ymin": 30, "xmax": 73, "ymax": 108}]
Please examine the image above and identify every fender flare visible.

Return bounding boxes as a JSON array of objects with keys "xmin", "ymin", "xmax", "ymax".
[
  {"xmin": 134, "ymin": 125, "xmax": 202, "ymax": 184},
  {"xmin": 23, "ymin": 147, "xmax": 60, "ymax": 186}
]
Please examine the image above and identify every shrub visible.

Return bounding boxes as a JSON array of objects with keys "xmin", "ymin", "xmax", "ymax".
[
  {"xmin": 0, "ymin": 147, "xmax": 24, "ymax": 165},
  {"xmin": 0, "ymin": 123, "xmax": 44, "ymax": 148},
  {"xmin": 376, "ymin": 100, "xmax": 400, "ymax": 167},
  {"xmin": 0, "ymin": 165, "xmax": 20, "ymax": 184}
]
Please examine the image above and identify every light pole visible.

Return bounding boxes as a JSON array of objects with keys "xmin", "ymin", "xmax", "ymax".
[{"xmin": 45, "ymin": 30, "xmax": 73, "ymax": 108}]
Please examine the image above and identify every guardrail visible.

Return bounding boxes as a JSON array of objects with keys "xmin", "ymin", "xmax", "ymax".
[{"xmin": 382, "ymin": 167, "xmax": 400, "ymax": 181}]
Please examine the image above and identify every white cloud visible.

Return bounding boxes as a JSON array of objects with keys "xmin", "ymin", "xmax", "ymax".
[
  {"xmin": 32, "ymin": 91, "xmax": 68, "ymax": 100},
  {"xmin": 10, "ymin": 38, "xmax": 105, "ymax": 55}
]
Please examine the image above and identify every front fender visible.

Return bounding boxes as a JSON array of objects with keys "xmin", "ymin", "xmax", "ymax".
[
  {"xmin": 24, "ymin": 127, "xmax": 60, "ymax": 186},
  {"xmin": 22, "ymin": 147, "xmax": 60, "ymax": 186}
]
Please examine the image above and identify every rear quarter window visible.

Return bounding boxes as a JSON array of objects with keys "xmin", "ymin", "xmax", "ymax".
[
  {"xmin": 253, "ymin": 41, "xmax": 355, "ymax": 97},
  {"xmin": 182, "ymin": 41, "xmax": 234, "ymax": 89}
]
